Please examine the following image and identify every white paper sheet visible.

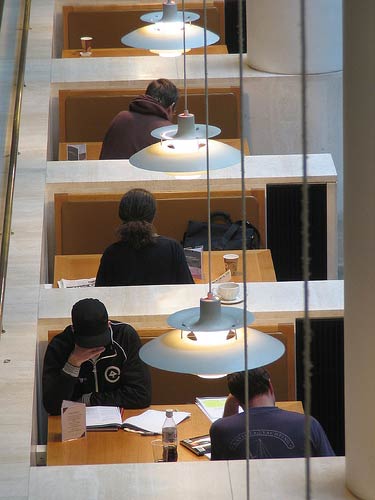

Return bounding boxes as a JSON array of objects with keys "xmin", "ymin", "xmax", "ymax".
[{"xmin": 123, "ymin": 409, "xmax": 191, "ymax": 434}]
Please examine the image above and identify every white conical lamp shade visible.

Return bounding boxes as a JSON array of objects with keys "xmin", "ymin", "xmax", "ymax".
[
  {"xmin": 121, "ymin": 23, "xmax": 219, "ymax": 51},
  {"xmin": 151, "ymin": 111, "xmax": 221, "ymax": 140},
  {"xmin": 140, "ymin": 327, "xmax": 285, "ymax": 375},
  {"xmin": 141, "ymin": 2, "xmax": 200, "ymax": 24},
  {"xmin": 133, "ymin": 1, "xmax": 206, "ymax": 56},
  {"xmin": 168, "ymin": 295, "xmax": 253, "ymax": 331},
  {"xmin": 129, "ymin": 138, "xmax": 240, "ymax": 177}
]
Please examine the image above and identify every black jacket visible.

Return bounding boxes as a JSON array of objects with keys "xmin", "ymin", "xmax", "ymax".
[
  {"xmin": 43, "ymin": 321, "xmax": 151, "ymax": 415},
  {"xmin": 99, "ymin": 95, "xmax": 172, "ymax": 160},
  {"xmin": 95, "ymin": 236, "xmax": 194, "ymax": 287}
]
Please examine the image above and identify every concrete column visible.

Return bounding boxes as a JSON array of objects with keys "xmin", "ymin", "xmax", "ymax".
[
  {"xmin": 344, "ymin": 1, "xmax": 375, "ymax": 499},
  {"xmin": 246, "ymin": 0, "xmax": 342, "ymax": 74}
]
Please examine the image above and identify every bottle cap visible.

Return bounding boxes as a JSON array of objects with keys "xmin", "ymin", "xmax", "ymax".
[{"xmin": 166, "ymin": 409, "xmax": 174, "ymax": 417}]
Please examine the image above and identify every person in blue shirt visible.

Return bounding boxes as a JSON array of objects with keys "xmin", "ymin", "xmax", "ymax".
[{"xmin": 210, "ymin": 368, "xmax": 335, "ymax": 460}]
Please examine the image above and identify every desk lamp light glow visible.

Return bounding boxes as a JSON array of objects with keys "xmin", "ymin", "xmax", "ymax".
[
  {"xmin": 129, "ymin": 111, "xmax": 240, "ymax": 179},
  {"xmin": 121, "ymin": 0, "xmax": 219, "ymax": 57},
  {"xmin": 140, "ymin": 293, "xmax": 285, "ymax": 377}
]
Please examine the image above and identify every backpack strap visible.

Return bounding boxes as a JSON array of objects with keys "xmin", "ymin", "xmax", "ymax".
[
  {"xmin": 220, "ymin": 223, "xmax": 240, "ymax": 249},
  {"xmin": 210, "ymin": 211, "xmax": 233, "ymax": 225}
]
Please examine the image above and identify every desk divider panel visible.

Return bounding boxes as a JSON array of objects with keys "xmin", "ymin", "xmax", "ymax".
[
  {"xmin": 296, "ymin": 317, "xmax": 344, "ymax": 456},
  {"xmin": 266, "ymin": 183, "xmax": 328, "ymax": 281},
  {"xmin": 54, "ymin": 190, "xmax": 265, "ymax": 256},
  {"xmin": 63, "ymin": 2, "xmax": 225, "ymax": 50},
  {"xmin": 59, "ymin": 87, "xmax": 240, "ymax": 143}
]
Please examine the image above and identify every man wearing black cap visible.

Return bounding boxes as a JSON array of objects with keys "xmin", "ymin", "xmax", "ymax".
[{"xmin": 42, "ymin": 298, "xmax": 151, "ymax": 415}]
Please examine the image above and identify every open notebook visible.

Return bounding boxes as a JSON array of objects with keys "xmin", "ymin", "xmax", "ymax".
[
  {"xmin": 86, "ymin": 407, "xmax": 191, "ymax": 433},
  {"xmin": 195, "ymin": 397, "xmax": 244, "ymax": 422}
]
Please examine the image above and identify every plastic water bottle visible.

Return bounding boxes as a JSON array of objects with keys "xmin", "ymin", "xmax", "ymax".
[{"xmin": 162, "ymin": 409, "xmax": 178, "ymax": 462}]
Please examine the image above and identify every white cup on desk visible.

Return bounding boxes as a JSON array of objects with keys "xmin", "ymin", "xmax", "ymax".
[{"xmin": 217, "ymin": 282, "xmax": 240, "ymax": 301}]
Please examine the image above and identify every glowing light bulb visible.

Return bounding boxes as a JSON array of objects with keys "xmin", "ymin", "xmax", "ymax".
[
  {"xmin": 160, "ymin": 138, "xmax": 206, "ymax": 154},
  {"xmin": 166, "ymin": 172, "xmax": 203, "ymax": 179},
  {"xmin": 182, "ymin": 329, "xmax": 236, "ymax": 346},
  {"xmin": 150, "ymin": 48, "xmax": 191, "ymax": 57},
  {"xmin": 154, "ymin": 20, "xmax": 184, "ymax": 33},
  {"xmin": 150, "ymin": 49, "xmax": 183, "ymax": 57}
]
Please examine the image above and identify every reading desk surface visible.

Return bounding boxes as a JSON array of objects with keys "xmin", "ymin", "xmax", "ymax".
[
  {"xmin": 53, "ymin": 249, "xmax": 276, "ymax": 287},
  {"xmin": 47, "ymin": 402, "xmax": 303, "ymax": 466}
]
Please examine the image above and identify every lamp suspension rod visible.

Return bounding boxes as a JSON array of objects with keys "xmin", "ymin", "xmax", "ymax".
[
  {"xmin": 300, "ymin": 0, "xmax": 312, "ymax": 498},
  {"xmin": 203, "ymin": 0, "xmax": 212, "ymax": 292},
  {"xmin": 236, "ymin": 0, "xmax": 250, "ymax": 495},
  {"xmin": 182, "ymin": 0, "xmax": 187, "ymax": 110}
]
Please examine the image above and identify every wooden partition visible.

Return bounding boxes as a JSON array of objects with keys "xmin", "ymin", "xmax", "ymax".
[
  {"xmin": 63, "ymin": 2, "xmax": 225, "ymax": 51},
  {"xmin": 54, "ymin": 190, "xmax": 265, "ymax": 256},
  {"xmin": 59, "ymin": 87, "xmax": 241, "ymax": 144},
  {"xmin": 48, "ymin": 322, "xmax": 295, "ymax": 404}
]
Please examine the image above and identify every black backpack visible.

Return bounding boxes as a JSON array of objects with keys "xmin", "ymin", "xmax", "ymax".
[{"xmin": 182, "ymin": 211, "xmax": 261, "ymax": 250}]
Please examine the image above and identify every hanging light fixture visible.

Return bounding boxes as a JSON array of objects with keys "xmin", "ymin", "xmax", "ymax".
[
  {"xmin": 121, "ymin": 0, "xmax": 219, "ymax": 57},
  {"xmin": 140, "ymin": 294, "xmax": 285, "ymax": 377},
  {"xmin": 129, "ymin": 121, "xmax": 240, "ymax": 179},
  {"xmin": 140, "ymin": 326, "xmax": 285, "ymax": 377},
  {"xmin": 128, "ymin": 0, "xmax": 240, "ymax": 178},
  {"xmin": 138, "ymin": 0, "xmax": 285, "ymax": 377},
  {"xmin": 140, "ymin": 289, "xmax": 285, "ymax": 373}
]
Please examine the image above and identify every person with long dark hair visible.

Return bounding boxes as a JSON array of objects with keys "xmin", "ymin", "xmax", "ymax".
[{"xmin": 95, "ymin": 188, "xmax": 194, "ymax": 286}]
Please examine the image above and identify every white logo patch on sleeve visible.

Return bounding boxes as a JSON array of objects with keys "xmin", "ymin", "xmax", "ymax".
[{"xmin": 104, "ymin": 366, "xmax": 121, "ymax": 383}]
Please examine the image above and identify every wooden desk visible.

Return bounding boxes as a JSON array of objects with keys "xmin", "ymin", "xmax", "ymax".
[
  {"xmin": 58, "ymin": 138, "xmax": 250, "ymax": 161},
  {"xmin": 47, "ymin": 402, "xmax": 303, "ymax": 466},
  {"xmin": 196, "ymin": 249, "xmax": 276, "ymax": 284},
  {"xmin": 47, "ymin": 404, "xmax": 210, "ymax": 465},
  {"xmin": 62, "ymin": 45, "xmax": 228, "ymax": 58},
  {"xmin": 53, "ymin": 249, "xmax": 276, "ymax": 287}
]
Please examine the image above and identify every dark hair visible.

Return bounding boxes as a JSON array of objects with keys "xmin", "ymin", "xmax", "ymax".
[
  {"xmin": 146, "ymin": 78, "xmax": 179, "ymax": 109},
  {"xmin": 118, "ymin": 189, "xmax": 157, "ymax": 249},
  {"xmin": 227, "ymin": 368, "xmax": 271, "ymax": 406}
]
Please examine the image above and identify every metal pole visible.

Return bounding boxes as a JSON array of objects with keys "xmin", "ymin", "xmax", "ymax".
[{"xmin": 0, "ymin": 0, "xmax": 31, "ymax": 335}]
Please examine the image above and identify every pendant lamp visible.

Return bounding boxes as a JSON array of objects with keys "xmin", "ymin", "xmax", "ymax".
[
  {"xmin": 140, "ymin": 326, "xmax": 285, "ymax": 376},
  {"xmin": 121, "ymin": 0, "xmax": 219, "ymax": 57},
  {"xmin": 129, "ymin": 111, "xmax": 240, "ymax": 178},
  {"xmin": 140, "ymin": 294, "xmax": 285, "ymax": 376}
]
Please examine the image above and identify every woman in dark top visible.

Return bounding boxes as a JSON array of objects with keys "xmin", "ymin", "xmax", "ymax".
[{"xmin": 95, "ymin": 189, "xmax": 194, "ymax": 287}]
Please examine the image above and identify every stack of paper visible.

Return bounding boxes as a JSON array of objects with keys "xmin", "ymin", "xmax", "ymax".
[
  {"xmin": 123, "ymin": 409, "xmax": 191, "ymax": 434},
  {"xmin": 196, "ymin": 397, "xmax": 243, "ymax": 422},
  {"xmin": 195, "ymin": 397, "xmax": 227, "ymax": 422},
  {"xmin": 58, "ymin": 277, "xmax": 96, "ymax": 288}
]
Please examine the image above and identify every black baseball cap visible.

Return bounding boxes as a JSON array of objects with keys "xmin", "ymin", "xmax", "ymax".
[{"xmin": 71, "ymin": 298, "xmax": 111, "ymax": 348}]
